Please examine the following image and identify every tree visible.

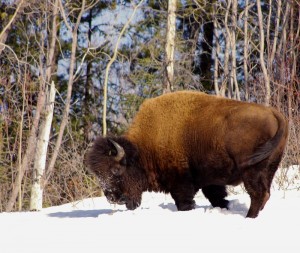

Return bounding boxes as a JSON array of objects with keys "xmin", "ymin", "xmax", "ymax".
[
  {"xmin": 5, "ymin": 1, "xmax": 54, "ymax": 211},
  {"xmin": 6, "ymin": 1, "xmax": 57, "ymax": 211},
  {"xmin": 257, "ymin": 0, "xmax": 270, "ymax": 105},
  {"xmin": 30, "ymin": 82, "xmax": 56, "ymax": 211},
  {"xmin": 44, "ymin": 0, "xmax": 90, "ymax": 184},
  {"xmin": 164, "ymin": 0, "xmax": 177, "ymax": 93}
]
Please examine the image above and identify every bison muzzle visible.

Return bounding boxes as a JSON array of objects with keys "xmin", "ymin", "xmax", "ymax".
[{"xmin": 87, "ymin": 91, "xmax": 288, "ymax": 218}]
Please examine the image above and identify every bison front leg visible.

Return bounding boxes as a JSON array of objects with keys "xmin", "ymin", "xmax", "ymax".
[
  {"xmin": 170, "ymin": 184, "xmax": 196, "ymax": 211},
  {"xmin": 202, "ymin": 185, "xmax": 229, "ymax": 209}
]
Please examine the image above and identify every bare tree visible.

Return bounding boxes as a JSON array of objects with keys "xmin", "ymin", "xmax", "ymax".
[
  {"xmin": 164, "ymin": 0, "xmax": 177, "ymax": 93},
  {"xmin": 5, "ymin": 76, "xmax": 46, "ymax": 212},
  {"xmin": 243, "ymin": 0, "xmax": 251, "ymax": 101},
  {"xmin": 29, "ymin": 0, "xmax": 59, "ymax": 211},
  {"xmin": 230, "ymin": 0, "xmax": 240, "ymax": 100},
  {"xmin": 5, "ymin": 0, "xmax": 58, "ymax": 212},
  {"xmin": 44, "ymin": 0, "xmax": 88, "ymax": 183},
  {"xmin": 213, "ymin": 1, "xmax": 220, "ymax": 96},
  {"xmin": 221, "ymin": 0, "xmax": 232, "ymax": 97},
  {"xmin": 30, "ymin": 82, "xmax": 56, "ymax": 211},
  {"xmin": 257, "ymin": 0, "xmax": 271, "ymax": 105}
]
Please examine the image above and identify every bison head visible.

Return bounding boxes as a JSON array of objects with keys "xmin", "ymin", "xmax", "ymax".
[{"xmin": 86, "ymin": 137, "xmax": 145, "ymax": 210}]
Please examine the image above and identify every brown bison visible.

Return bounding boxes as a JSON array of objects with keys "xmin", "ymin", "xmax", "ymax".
[{"xmin": 87, "ymin": 91, "xmax": 288, "ymax": 218}]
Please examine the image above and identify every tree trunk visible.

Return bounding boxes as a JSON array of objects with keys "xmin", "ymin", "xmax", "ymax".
[
  {"xmin": 221, "ymin": 0, "xmax": 232, "ymax": 97},
  {"xmin": 199, "ymin": 21, "xmax": 214, "ymax": 89},
  {"xmin": 83, "ymin": 9, "xmax": 93, "ymax": 142},
  {"xmin": 164, "ymin": 0, "xmax": 176, "ymax": 93},
  {"xmin": 30, "ymin": 0, "xmax": 59, "ymax": 203},
  {"xmin": 30, "ymin": 82, "xmax": 56, "ymax": 211},
  {"xmin": 213, "ymin": 2, "xmax": 220, "ymax": 96},
  {"xmin": 269, "ymin": 0, "xmax": 281, "ymax": 72},
  {"xmin": 45, "ymin": 0, "xmax": 86, "ymax": 182},
  {"xmin": 6, "ymin": 84, "xmax": 46, "ymax": 212},
  {"xmin": 243, "ymin": 0, "xmax": 250, "ymax": 101},
  {"xmin": 231, "ymin": 0, "xmax": 240, "ymax": 100},
  {"xmin": 257, "ymin": 0, "xmax": 271, "ymax": 105}
]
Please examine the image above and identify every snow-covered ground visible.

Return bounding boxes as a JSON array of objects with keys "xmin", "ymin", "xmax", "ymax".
[{"xmin": 1, "ymin": 188, "xmax": 300, "ymax": 253}]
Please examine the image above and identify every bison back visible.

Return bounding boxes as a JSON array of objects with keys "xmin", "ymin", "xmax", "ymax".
[{"xmin": 125, "ymin": 91, "xmax": 288, "ymax": 175}]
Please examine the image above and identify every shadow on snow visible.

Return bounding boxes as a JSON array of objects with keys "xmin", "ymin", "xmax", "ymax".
[
  {"xmin": 47, "ymin": 209, "xmax": 119, "ymax": 218},
  {"xmin": 47, "ymin": 199, "xmax": 248, "ymax": 218}
]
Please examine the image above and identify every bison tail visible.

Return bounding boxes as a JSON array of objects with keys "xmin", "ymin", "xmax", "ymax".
[{"xmin": 245, "ymin": 109, "xmax": 288, "ymax": 167}]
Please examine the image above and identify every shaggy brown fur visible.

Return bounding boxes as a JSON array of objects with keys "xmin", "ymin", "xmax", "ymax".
[{"xmin": 87, "ymin": 91, "xmax": 288, "ymax": 218}]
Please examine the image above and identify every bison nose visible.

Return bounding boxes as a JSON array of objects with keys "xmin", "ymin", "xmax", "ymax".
[{"xmin": 119, "ymin": 195, "xmax": 126, "ymax": 203}]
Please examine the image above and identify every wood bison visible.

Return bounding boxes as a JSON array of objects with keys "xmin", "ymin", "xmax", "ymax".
[{"xmin": 87, "ymin": 91, "xmax": 288, "ymax": 218}]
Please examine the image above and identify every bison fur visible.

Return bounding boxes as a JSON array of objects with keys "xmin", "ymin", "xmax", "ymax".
[{"xmin": 87, "ymin": 91, "xmax": 288, "ymax": 218}]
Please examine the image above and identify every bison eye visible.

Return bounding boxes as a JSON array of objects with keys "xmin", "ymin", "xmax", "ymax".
[{"xmin": 111, "ymin": 165, "xmax": 126, "ymax": 176}]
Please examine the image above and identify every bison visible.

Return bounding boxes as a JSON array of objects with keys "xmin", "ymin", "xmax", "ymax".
[{"xmin": 87, "ymin": 91, "xmax": 288, "ymax": 218}]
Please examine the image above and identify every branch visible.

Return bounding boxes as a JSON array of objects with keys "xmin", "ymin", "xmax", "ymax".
[
  {"xmin": 102, "ymin": 0, "xmax": 145, "ymax": 136},
  {"xmin": 0, "ymin": 0, "xmax": 26, "ymax": 54}
]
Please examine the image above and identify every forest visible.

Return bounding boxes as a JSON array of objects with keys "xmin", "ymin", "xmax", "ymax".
[{"xmin": 0, "ymin": 0, "xmax": 299, "ymax": 212}]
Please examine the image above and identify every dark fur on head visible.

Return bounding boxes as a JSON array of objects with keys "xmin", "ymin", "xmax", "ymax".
[{"xmin": 87, "ymin": 136, "xmax": 146, "ymax": 210}]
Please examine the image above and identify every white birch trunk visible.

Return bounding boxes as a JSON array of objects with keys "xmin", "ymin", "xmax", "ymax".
[
  {"xmin": 257, "ymin": 0, "xmax": 271, "ymax": 105},
  {"xmin": 243, "ymin": 0, "xmax": 250, "ymax": 101},
  {"xmin": 164, "ymin": 0, "xmax": 176, "ymax": 93},
  {"xmin": 213, "ymin": 3, "xmax": 220, "ymax": 96},
  {"xmin": 5, "ymin": 0, "xmax": 58, "ymax": 212},
  {"xmin": 30, "ymin": 82, "xmax": 56, "ymax": 211},
  {"xmin": 231, "ymin": 0, "xmax": 240, "ymax": 100}
]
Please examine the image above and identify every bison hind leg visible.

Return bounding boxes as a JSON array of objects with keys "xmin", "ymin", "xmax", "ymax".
[
  {"xmin": 243, "ymin": 167, "xmax": 271, "ymax": 218},
  {"xmin": 202, "ymin": 185, "xmax": 229, "ymax": 209},
  {"xmin": 245, "ymin": 190, "xmax": 270, "ymax": 218}
]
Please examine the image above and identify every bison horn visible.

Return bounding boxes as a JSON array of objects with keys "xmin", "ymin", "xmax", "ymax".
[{"xmin": 109, "ymin": 139, "xmax": 125, "ymax": 162}]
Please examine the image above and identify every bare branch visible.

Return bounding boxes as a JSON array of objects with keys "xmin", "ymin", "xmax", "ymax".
[
  {"xmin": 0, "ymin": 0, "xmax": 27, "ymax": 54},
  {"xmin": 102, "ymin": 0, "xmax": 145, "ymax": 136}
]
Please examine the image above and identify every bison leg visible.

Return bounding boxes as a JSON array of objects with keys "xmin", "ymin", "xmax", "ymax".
[
  {"xmin": 170, "ymin": 184, "xmax": 196, "ymax": 211},
  {"xmin": 245, "ymin": 189, "xmax": 270, "ymax": 218},
  {"xmin": 202, "ymin": 185, "xmax": 229, "ymax": 209},
  {"xmin": 243, "ymin": 167, "xmax": 270, "ymax": 218},
  {"xmin": 244, "ymin": 156, "xmax": 282, "ymax": 218}
]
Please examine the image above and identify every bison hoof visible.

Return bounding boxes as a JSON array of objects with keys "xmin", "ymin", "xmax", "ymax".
[
  {"xmin": 177, "ymin": 200, "xmax": 196, "ymax": 211},
  {"xmin": 126, "ymin": 200, "xmax": 140, "ymax": 210},
  {"xmin": 211, "ymin": 199, "xmax": 229, "ymax": 209}
]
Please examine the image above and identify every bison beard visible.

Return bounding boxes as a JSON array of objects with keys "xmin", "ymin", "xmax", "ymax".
[{"xmin": 87, "ymin": 91, "xmax": 288, "ymax": 218}]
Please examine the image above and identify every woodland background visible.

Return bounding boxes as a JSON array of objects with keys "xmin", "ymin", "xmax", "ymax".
[{"xmin": 0, "ymin": 0, "xmax": 299, "ymax": 212}]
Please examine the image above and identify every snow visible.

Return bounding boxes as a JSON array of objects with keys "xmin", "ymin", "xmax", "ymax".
[{"xmin": 1, "ymin": 188, "xmax": 300, "ymax": 253}]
